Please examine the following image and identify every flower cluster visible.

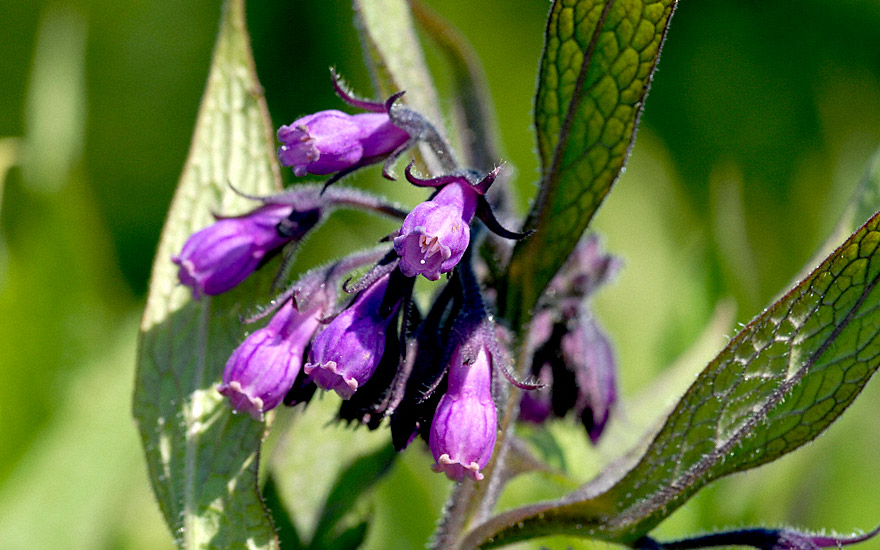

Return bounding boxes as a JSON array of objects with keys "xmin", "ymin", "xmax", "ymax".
[
  {"xmin": 172, "ymin": 74, "xmax": 614, "ymax": 482},
  {"xmin": 520, "ymin": 235, "xmax": 621, "ymax": 443}
]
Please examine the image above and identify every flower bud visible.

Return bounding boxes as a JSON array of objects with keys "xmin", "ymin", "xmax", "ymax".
[
  {"xmin": 218, "ymin": 300, "xmax": 321, "ymax": 420},
  {"xmin": 304, "ymin": 274, "xmax": 400, "ymax": 399},
  {"xmin": 429, "ymin": 341, "xmax": 497, "ymax": 482},
  {"xmin": 394, "ymin": 181, "xmax": 478, "ymax": 280},
  {"xmin": 173, "ymin": 204, "xmax": 296, "ymax": 298},
  {"xmin": 277, "ymin": 110, "xmax": 409, "ymax": 177}
]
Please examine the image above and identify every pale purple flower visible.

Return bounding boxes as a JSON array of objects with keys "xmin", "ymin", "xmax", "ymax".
[
  {"xmin": 173, "ymin": 204, "xmax": 296, "ymax": 298},
  {"xmin": 394, "ymin": 181, "xmax": 479, "ymax": 280},
  {"xmin": 277, "ymin": 110, "xmax": 409, "ymax": 177},
  {"xmin": 304, "ymin": 274, "xmax": 399, "ymax": 399},
  {"xmin": 218, "ymin": 300, "xmax": 322, "ymax": 420},
  {"xmin": 429, "ymin": 341, "xmax": 497, "ymax": 482}
]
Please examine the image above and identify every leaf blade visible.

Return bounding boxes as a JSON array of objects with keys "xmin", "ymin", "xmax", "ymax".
[
  {"xmin": 352, "ymin": 0, "xmax": 449, "ymax": 174},
  {"xmin": 133, "ymin": 0, "xmax": 281, "ymax": 547},
  {"xmin": 504, "ymin": 0, "xmax": 677, "ymax": 328},
  {"xmin": 310, "ymin": 443, "xmax": 397, "ymax": 549},
  {"xmin": 464, "ymin": 209, "xmax": 880, "ymax": 548}
]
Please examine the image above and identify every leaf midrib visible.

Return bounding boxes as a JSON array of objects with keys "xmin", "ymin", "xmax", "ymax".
[
  {"xmin": 184, "ymin": 301, "xmax": 212, "ymax": 548},
  {"xmin": 529, "ymin": 0, "xmax": 616, "ymax": 233},
  {"xmin": 610, "ymin": 253, "xmax": 880, "ymax": 534}
]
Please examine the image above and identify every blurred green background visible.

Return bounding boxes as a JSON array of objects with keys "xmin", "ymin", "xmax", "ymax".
[{"xmin": 2, "ymin": 0, "xmax": 880, "ymax": 548}]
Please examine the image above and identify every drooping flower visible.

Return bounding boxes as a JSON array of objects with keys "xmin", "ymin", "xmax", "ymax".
[
  {"xmin": 429, "ymin": 338, "xmax": 497, "ymax": 482},
  {"xmin": 518, "ymin": 310, "xmax": 555, "ymax": 424},
  {"xmin": 304, "ymin": 274, "xmax": 401, "ymax": 399},
  {"xmin": 394, "ymin": 162, "xmax": 527, "ymax": 281},
  {"xmin": 218, "ymin": 299, "xmax": 322, "ymax": 420},
  {"xmin": 560, "ymin": 309, "xmax": 618, "ymax": 444},
  {"xmin": 394, "ymin": 180, "xmax": 478, "ymax": 280},
  {"xmin": 519, "ymin": 234, "xmax": 620, "ymax": 443},
  {"xmin": 519, "ymin": 303, "xmax": 617, "ymax": 443},
  {"xmin": 173, "ymin": 204, "xmax": 302, "ymax": 299},
  {"xmin": 277, "ymin": 110, "xmax": 409, "ymax": 178}
]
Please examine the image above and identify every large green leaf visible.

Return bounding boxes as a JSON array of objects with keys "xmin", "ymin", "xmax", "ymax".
[
  {"xmin": 409, "ymin": 0, "xmax": 500, "ymax": 171},
  {"xmin": 133, "ymin": 0, "xmax": 282, "ymax": 547},
  {"xmin": 504, "ymin": 0, "xmax": 677, "ymax": 328},
  {"xmin": 353, "ymin": 0, "xmax": 440, "ymax": 126},
  {"xmin": 462, "ymin": 209, "xmax": 880, "ymax": 549},
  {"xmin": 352, "ymin": 0, "xmax": 451, "ymax": 174}
]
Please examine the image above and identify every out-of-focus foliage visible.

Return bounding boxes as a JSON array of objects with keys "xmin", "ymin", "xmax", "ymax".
[{"xmin": 1, "ymin": 0, "xmax": 879, "ymax": 548}]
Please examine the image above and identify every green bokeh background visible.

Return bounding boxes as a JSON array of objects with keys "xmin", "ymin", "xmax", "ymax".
[{"xmin": 1, "ymin": 0, "xmax": 880, "ymax": 548}]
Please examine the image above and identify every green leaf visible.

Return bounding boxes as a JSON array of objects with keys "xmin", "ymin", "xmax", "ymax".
[
  {"xmin": 462, "ymin": 209, "xmax": 880, "ymax": 549},
  {"xmin": 802, "ymin": 147, "xmax": 880, "ymax": 280},
  {"xmin": 504, "ymin": 0, "xmax": 677, "ymax": 328},
  {"xmin": 310, "ymin": 443, "xmax": 397, "ymax": 549},
  {"xmin": 409, "ymin": 0, "xmax": 500, "ymax": 171},
  {"xmin": 263, "ymin": 475, "xmax": 303, "ymax": 550},
  {"xmin": 323, "ymin": 521, "xmax": 370, "ymax": 550},
  {"xmin": 133, "ymin": 0, "xmax": 282, "ymax": 548},
  {"xmin": 352, "ymin": 0, "xmax": 450, "ymax": 173},
  {"xmin": 353, "ymin": 0, "xmax": 439, "ymax": 123}
]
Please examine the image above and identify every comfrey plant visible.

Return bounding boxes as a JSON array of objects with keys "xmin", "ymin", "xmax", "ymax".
[{"xmin": 134, "ymin": 1, "xmax": 880, "ymax": 549}]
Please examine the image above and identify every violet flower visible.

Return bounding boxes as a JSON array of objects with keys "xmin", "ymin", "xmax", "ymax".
[
  {"xmin": 394, "ymin": 180, "xmax": 478, "ymax": 281},
  {"xmin": 304, "ymin": 274, "xmax": 400, "ymax": 399},
  {"xmin": 429, "ymin": 336, "xmax": 497, "ymax": 482},
  {"xmin": 277, "ymin": 110, "xmax": 409, "ymax": 177},
  {"xmin": 173, "ymin": 204, "xmax": 298, "ymax": 299},
  {"xmin": 560, "ymin": 310, "xmax": 618, "ymax": 444},
  {"xmin": 518, "ymin": 310, "xmax": 555, "ymax": 424},
  {"xmin": 218, "ymin": 299, "xmax": 322, "ymax": 420}
]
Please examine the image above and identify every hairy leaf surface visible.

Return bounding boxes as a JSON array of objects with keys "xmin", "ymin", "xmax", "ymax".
[
  {"xmin": 464, "ymin": 209, "xmax": 880, "ymax": 549},
  {"xmin": 353, "ymin": 0, "xmax": 448, "ymax": 173},
  {"xmin": 133, "ymin": 0, "xmax": 282, "ymax": 547},
  {"xmin": 504, "ymin": 0, "xmax": 677, "ymax": 328}
]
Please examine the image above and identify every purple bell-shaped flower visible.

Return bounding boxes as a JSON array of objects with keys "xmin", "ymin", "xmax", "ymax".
[
  {"xmin": 429, "ymin": 337, "xmax": 497, "ymax": 482},
  {"xmin": 394, "ymin": 180, "xmax": 478, "ymax": 281},
  {"xmin": 277, "ymin": 110, "xmax": 409, "ymax": 178},
  {"xmin": 218, "ymin": 299, "xmax": 322, "ymax": 420},
  {"xmin": 560, "ymin": 308, "xmax": 618, "ymax": 444},
  {"xmin": 173, "ymin": 204, "xmax": 298, "ymax": 299},
  {"xmin": 304, "ymin": 273, "xmax": 400, "ymax": 399}
]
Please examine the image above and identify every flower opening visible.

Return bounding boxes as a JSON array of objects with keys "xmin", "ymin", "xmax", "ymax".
[
  {"xmin": 218, "ymin": 300, "xmax": 322, "ymax": 420},
  {"xmin": 394, "ymin": 181, "xmax": 478, "ymax": 280},
  {"xmin": 429, "ymin": 340, "xmax": 497, "ymax": 482}
]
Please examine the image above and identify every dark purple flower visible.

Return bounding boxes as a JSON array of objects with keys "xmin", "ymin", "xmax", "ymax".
[
  {"xmin": 518, "ymin": 310, "xmax": 555, "ymax": 424},
  {"xmin": 277, "ymin": 110, "xmax": 409, "ymax": 177},
  {"xmin": 518, "ymin": 303, "xmax": 618, "ymax": 443},
  {"xmin": 173, "ymin": 204, "xmax": 296, "ymax": 299},
  {"xmin": 394, "ymin": 181, "xmax": 478, "ymax": 280},
  {"xmin": 429, "ymin": 339, "xmax": 497, "ymax": 482},
  {"xmin": 518, "ymin": 363, "xmax": 553, "ymax": 424},
  {"xmin": 561, "ymin": 311, "xmax": 617, "ymax": 444},
  {"xmin": 304, "ymin": 274, "xmax": 400, "ymax": 399},
  {"xmin": 218, "ymin": 299, "xmax": 322, "ymax": 420},
  {"xmin": 551, "ymin": 234, "xmax": 621, "ymax": 297}
]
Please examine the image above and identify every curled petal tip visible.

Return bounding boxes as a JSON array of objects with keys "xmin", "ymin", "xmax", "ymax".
[{"xmin": 218, "ymin": 381, "xmax": 266, "ymax": 421}]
